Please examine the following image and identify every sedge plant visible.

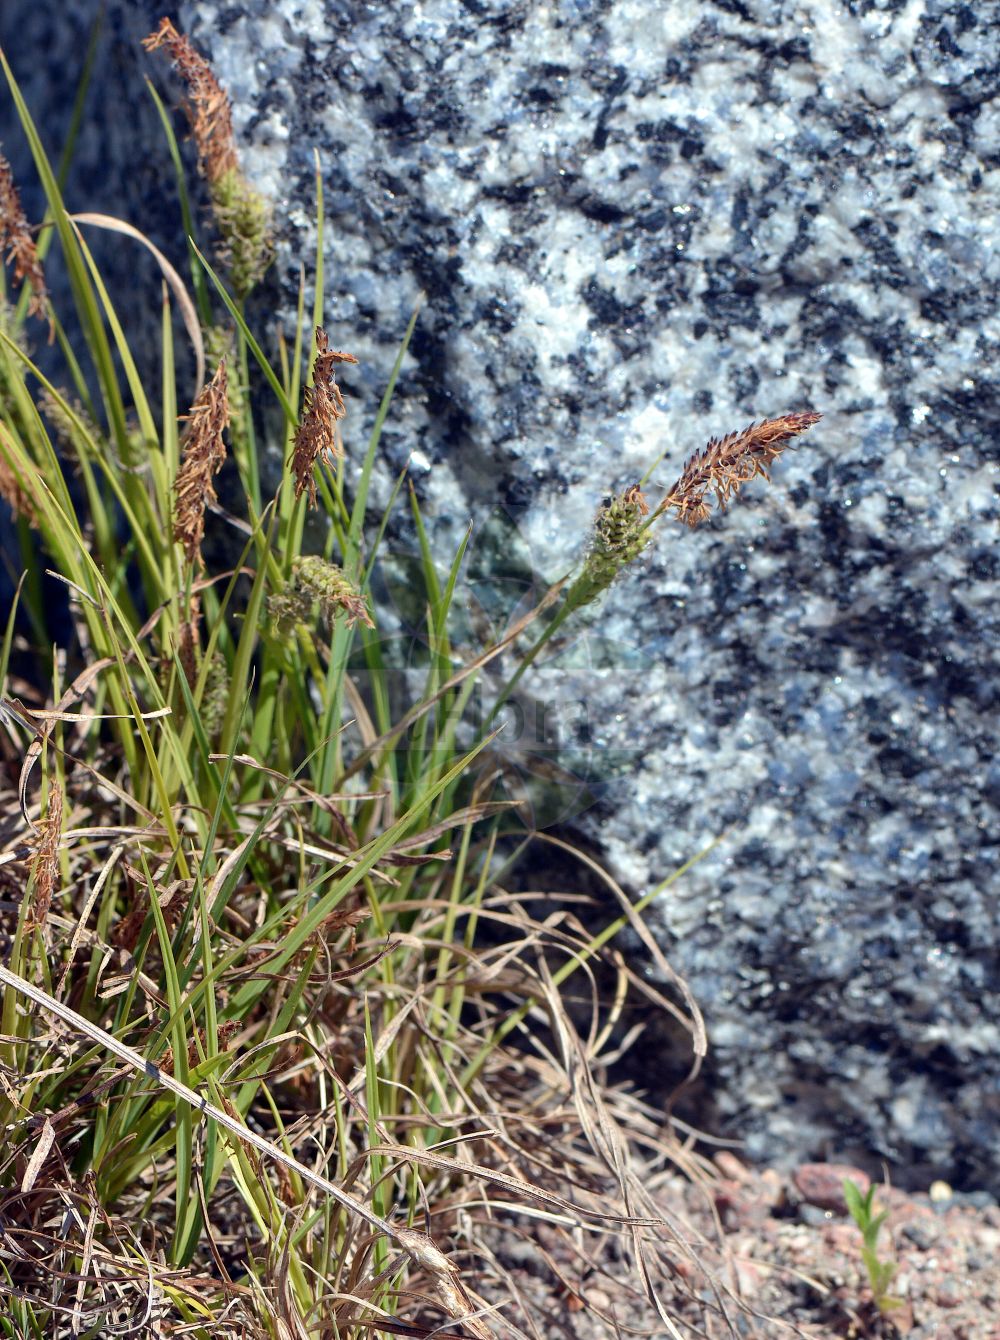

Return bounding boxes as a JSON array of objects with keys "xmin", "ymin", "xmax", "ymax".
[{"xmin": 0, "ymin": 19, "xmax": 822, "ymax": 1340}]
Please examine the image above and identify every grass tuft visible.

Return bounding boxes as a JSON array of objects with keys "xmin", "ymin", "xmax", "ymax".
[{"xmin": 0, "ymin": 18, "xmax": 823, "ymax": 1338}]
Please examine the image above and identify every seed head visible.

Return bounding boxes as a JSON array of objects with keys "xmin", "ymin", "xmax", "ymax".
[
  {"xmin": 173, "ymin": 359, "xmax": 230, "ymax": 566},
  {"xmin": 144, "ymin": 18, "xmax": 273, "ymax": 296},
  {"xmin": 660, "ymin": 412, "xmax": 822, "ymax": 526},
  {"xmin": 271, "ymin": 556, "xmax": 373, "ymax": 634},
  {"xmin": 176, "ymin": 597, "xmax": 202, "ymax": 690},
  {"xmin": 210, "ymin": 166, "xmax": 275, "ymax": 299},
  {"xmin": 291, "ymin": 328, "xmax": 359, "ymax": 506},
  {"xmin": 143, "ymin": 18, "xmax": 238, "ymax": 183},
  {"xmin": 28, "ymin": 782, "xmax": 63, "ymax": 934},
  {"xmin": 563, "ymin": 483, "xmax": 652, "ymax": 614},
  {"xmin": 0, "ymin": 151, "xmax": 48, "ymax": 325}
]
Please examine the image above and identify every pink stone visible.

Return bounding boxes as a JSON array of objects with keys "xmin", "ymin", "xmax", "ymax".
[{"xmin": 793, "ymin": 1163, "xmax": 871, "ymax": 1213}]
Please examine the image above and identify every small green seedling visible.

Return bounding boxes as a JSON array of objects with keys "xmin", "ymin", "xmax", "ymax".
[{"xmin": 843, "ymin": 1178, "xmax": 904, "ymax": 1313}]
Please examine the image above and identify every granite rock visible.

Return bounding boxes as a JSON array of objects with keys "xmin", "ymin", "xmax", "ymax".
[{"xmin": 1, "ymin": 1, "xmax": 997, "ymax": 1191}]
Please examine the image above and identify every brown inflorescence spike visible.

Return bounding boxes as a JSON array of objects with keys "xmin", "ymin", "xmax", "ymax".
[
  {"xmin": 173, "ymin": 359, "xmax": 230, "ymax": 566},
  {"xmin": 144, "ymin": 18, "xmax": 273, "ymax": 295},
  {"xmin": 143, "ymin": 17, "xmax": 238, "ymax": 184},
  {"xmin": 28, "ymin": 781, "xmax": 63, "ymax": 933},
  {"xmin": 0, "ymin": 151, "xmax": 48, "ymax": 324},
  {"xmin": 176, "ymin": 596, "xmax": 202, "ymax": 689},
  {"xmin": 291, "ymin": 328, "xmax": 359, "ymax": 506},
  {"xmin": 660, "ymin": 411, "xmax": 822, "ymax": 527}
]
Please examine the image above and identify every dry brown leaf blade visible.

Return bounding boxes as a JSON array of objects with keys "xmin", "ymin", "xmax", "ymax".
[
  {"xmin": 70, "ymin": 213, "xmax": 205, "ymax": 391},
  {"xmin": 20, "ymin": 1116, "xmax": 56, "ymax": 1194}
]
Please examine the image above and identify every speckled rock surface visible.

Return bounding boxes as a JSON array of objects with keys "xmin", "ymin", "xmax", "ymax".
[{"xmin": 2, "ymin": 2, "xmax": 997, "ymax": 1192}]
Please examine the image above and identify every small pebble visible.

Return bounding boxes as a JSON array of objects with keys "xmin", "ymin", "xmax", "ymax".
[
  {"xmin": 903, "ymin": 1220, "xmax": 938, "ymax": 1250},
  {"xmin": 930, "ymin": 1180, "xmax": 953, "ymax": 1203},
  {"xmin": 793, "ymin": 1162, "xmax": 870, "ymax": 1213},
  {"xmin": 799, "ymin": 1203, "xmax": 833, "ymax": 1227},
  {"xmin": 960, "ymin": 1191, "xmax": 997, "ymax": 1210},
  {"xmin": 715, "ymin": 1151, "xmax": 752, "ymax": 1183},
  {"xmin": 759, "ymin": 1167, "xmax": 785, "ymax": 1209}
]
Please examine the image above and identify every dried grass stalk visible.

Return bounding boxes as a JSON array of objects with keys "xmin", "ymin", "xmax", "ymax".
[
  {"xmin": 291, "ymin": 328, "xmax": 359, "ymax": 506},
  {"xmin": 173, "ymin": 359, "xmax": 230, "ymax": 566},
  {"xmin": 0, "ymin": 151, "xmax": 48, "ymax": 323},
  {"xmin": 660, "ymin": 411, "xmax": 822, "ymax": 526}
]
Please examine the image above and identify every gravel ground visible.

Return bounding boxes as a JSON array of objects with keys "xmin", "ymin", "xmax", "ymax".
[{"xmin": 480, "ymin": 1157, "xmax": 1000, "ymax": 1340}]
